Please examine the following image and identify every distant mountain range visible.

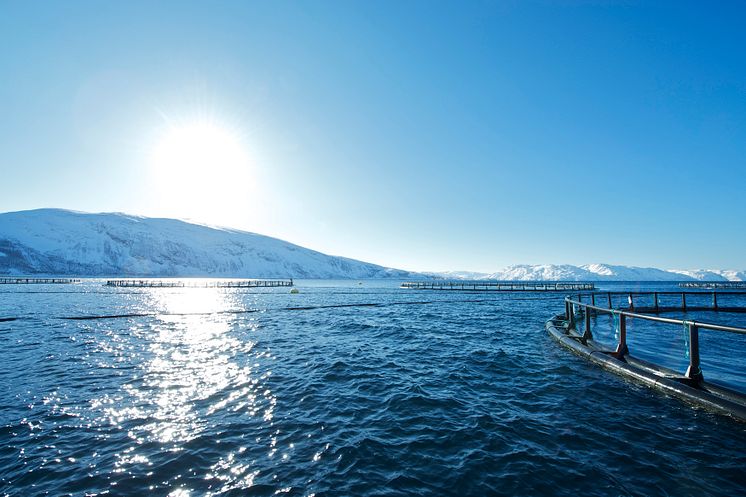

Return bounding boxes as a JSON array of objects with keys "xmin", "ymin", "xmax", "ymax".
[
  {"xmin": 428, "ymin": 264, "xmax": 746, "ymax": 282},
  {"xmin": 1, "ymin": 209, "xmax": 743, "ymax": 280},
  {"xmin": 0, "ymin": 209, "xmax": 414, "ymax": 278}
]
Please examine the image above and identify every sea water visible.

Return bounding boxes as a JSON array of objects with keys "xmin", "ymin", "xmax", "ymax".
[{"xmin": 0, "ymin": 280, "xmax": 744, "ymax": 496}]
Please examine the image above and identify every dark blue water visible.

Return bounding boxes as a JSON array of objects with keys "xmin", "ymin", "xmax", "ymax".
[{"xmin": 1, "ymin": 280, "xmax": 744, "ymax": 496}]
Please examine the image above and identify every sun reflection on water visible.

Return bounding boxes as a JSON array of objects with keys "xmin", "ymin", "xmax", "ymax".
[{"xmin": 94, "ymin": 287, "xmax": 279, "ymax": 492}]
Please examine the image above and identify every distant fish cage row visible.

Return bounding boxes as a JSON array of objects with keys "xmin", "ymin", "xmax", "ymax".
[
  {"xmin": 105, "ymin": 279, "xmax": 294, "ymax": 288},
  {"xmin": 0, "ymin": 278, "xmax": 80, "ymax": 284},
  {"xmin": 401, "ymin": 281, "xmax": 595, "ymax": 292},
  {"xmin": 679, "ymin": 281, "xmax": 746, "ymax": 289}
]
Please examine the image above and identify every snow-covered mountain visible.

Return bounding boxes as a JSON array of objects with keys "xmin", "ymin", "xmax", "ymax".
[
  {"xmin": 422, "ymin": 270, "xmax": 490, "ymax": 280},
  {"xmin": 668, "ymin": 269, "xmax": 746, "ymax": 282},
  {"xmin": 0, "ymin": 209, "xmax": 415, "ymax": 278},
  {"xmin": 474, "ymin": 264, "xmax": 746, "ymax": 281},
  {"xmin": 2, "ymin": 209, "xmax": 742, "ymax": 281}
]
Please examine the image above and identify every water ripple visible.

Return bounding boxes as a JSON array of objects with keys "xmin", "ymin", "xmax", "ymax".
[{"xmin": 0, "ymin": 281, "xmax": 744, "ymax": 496}]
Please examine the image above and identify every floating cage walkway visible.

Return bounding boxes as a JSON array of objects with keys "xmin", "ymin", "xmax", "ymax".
[
  {"xmin": 546, "ymin": 290, "xmax": 746, "ymax": 421},
  {"xmin": 105, "ymin": 279, "xmax": 294, "ymax": 288},
  {"xmin": 0, "ymin": 278, "xmax": 80, "ymax": 284},
  {"xmin": 402, "ymin": 281, "xmax": 595, "ymax": 292},
  {"xmin": 679, "ymin": 281, "xmax": 746, "ymax": 289}
]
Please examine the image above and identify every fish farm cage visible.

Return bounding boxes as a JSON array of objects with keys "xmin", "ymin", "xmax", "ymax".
[
  {"xmin": 679, "ymin": 281, "xmax": 746, "ymax": 289},
  {"xmin": 402, "ymin": 281, "xmax": 595, "ymax": 292},
  {"xmin": 547, "ymin": 290, "xmax": 746, "ymax": 421},
  {"xmin": 104, "ymin": 279, "xmax": 294, "ymax": 288}
]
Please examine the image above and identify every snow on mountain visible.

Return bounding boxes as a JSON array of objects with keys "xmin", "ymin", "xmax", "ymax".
[
  {"xmin": 0, "ymin": 208, "xmax": 415, "ymax": 278},
  {"xmin": 580, "ymin": 263, "xmax": 686, "ymax": 281},
  {"xmin": 483, "ymin": 264, "xmax": 588, "ymax": 281},
  {"xmin": 717, "ymin": 270, "xmax": 746, "ymax": 281},
  {"xmin": 422, "ymin": 270, "xmax": 490, "ymax": 280},
  {"xmin": 669, "ymin": 269, "xmax": 746, "ymax": 282},
  {"xmin": 451, "ymin": 264, "xmax": 746, "ymax": 282},
  {"xmin": 2, "ymin": 209, "xmax": 742, "ymax": 281}
]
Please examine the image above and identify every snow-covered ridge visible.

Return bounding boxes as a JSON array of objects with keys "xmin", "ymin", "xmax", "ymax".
[
  {"xmin": 2, "ymin": 209, "xmax": 742, "ymax": 281},
  {"xmin": 0, "ymin": 208, "xmax": 415, "ymax": 278},
  {"xmin": 432, "ymin": 263, "xmax": 746, "ymax": 282},
  {"xmin": 668, "ymin": 269, "xmax": 746, "ymax": 282}
]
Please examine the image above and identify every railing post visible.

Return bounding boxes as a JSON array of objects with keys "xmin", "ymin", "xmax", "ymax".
[
  {"xmin": 682, "ymin": 292, "xmax": 687, "ymax": 311},
  {"xmin": 713, "ymin": 291, "xmax": 718, "ymax": 310},
  {"xmin": 591, "ymin": 293, "xmax": 596, "ymax": 307},
  {"xmin": 567, "ymin": 301, "xmax": 575, "ymax": 328},
  {"xmin": 685, "ymin": 323, "xmax": 703, "ymax": 383},
  {"xmin": 572, "ymin": 302, "xmax": 576, "ymax": 326},
  {"xmin": 654, "ymin": 292, "xmax": 659, "ymax": 312},
  {"xmin": 583, "ymin": 305, "xmax": 592, "ymax": 344},
  {"xmin": 615, "ymin": 313, "xmax": 628, "ymax": 357},
  {"xmin": 607, "ymin": 292, "xmax": 612, "ymax": 309}
]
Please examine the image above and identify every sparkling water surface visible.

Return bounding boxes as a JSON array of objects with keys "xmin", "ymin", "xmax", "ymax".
[{"xmin": 1, "ymin": 280, "xmax": 744, "ymax": 496}]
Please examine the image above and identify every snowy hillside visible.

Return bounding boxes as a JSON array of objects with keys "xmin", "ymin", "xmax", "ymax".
[
  {"xmin": 2, "ymin": 209, "xmax": 742, "ymax": 281},
  {"xmin": 0, "ymin": 209, "xmax": 415, "ymax": 278}
]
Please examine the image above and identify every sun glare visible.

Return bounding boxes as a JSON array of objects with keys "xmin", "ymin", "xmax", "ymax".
[{"xmin": 150, "ymin": 119, "xmax": 253, "ymax": 223}]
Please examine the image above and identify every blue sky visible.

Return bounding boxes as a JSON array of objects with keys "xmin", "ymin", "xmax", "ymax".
[{"xmin": 1, "ymin": 1, "xmax": 744, "ymax": 272}]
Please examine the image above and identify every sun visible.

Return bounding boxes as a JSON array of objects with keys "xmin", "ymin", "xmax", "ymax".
[{"xmin": 149, "ymin": 119, "xmax": 253, "ymax": 223}]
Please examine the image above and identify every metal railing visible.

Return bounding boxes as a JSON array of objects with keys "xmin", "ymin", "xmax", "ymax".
[
  {"xmin": 680, "ymin": 281, "xmax": 746, "ymax": 289},
  {"xmin": 105, "ymin": 279, "xmax": 294, "ymax": 288},
  {"xmin": 564, "ymin": 292, "xmax": 746, "ymax": 384},
  {"xmin": 571, "ymin": 290, "xmax": 746, "ymax": 313},
  {"xmin": 402, "ymin": 281, "xmax": 595, "ymax": 291}
]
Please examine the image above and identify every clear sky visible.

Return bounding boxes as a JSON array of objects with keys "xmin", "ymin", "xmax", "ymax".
[{"xmin": 1, "ymin": 1, "xmax": 744, "ymax": 272}]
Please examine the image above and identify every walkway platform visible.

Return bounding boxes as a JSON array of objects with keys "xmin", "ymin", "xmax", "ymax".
[
  {"xmin": 0, "ymin": 278, "xmax": 80, "ymax": 284},
  {"xmin": 680, "ymin": 281, "xmax": 746, "ymax": 289},
  {"xmin": 402, "ymin": 281, "xmax": 595, "ymax": 292},
  {"xmin": 105, "ymin": 279, "xmax": 294, "ymax": 288}
]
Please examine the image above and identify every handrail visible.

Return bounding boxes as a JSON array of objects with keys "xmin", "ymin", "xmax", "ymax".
[
  {"xmin": 576, "ymin": 290, "xmax": 746, "ymax": 296},
  {"xmin": 565, "ymin": 298, "xmax": 746, "ymax": 335},
  {"xmin": 563, "ymin": 292, "xmax": 746, "ymax": 384},
  {"xmin": 402, "ymin": 281, "xmax": 595, "ymax": 291},
  {"xmin": 680, "ymin": 281, "xmax": 746, "ymax": 289},
  {"xmin": 573, "ymin": 290, "xmax": 746, "ymax": 317},
  {"xmin": 104, "ymin": 279, "xmax": 294, "ymax": 288},
  {"xmin": 0, "ymin": 278, "xmax": 81, "ymax": 284}
]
